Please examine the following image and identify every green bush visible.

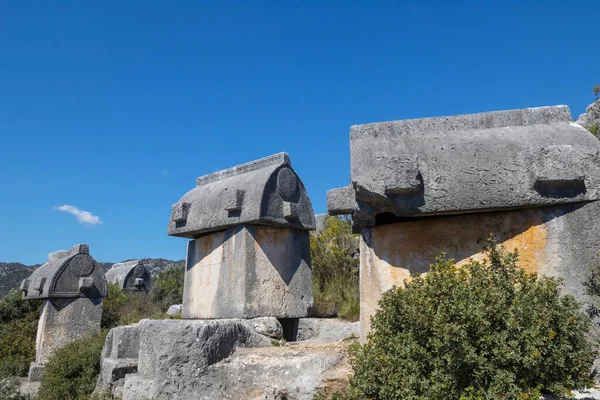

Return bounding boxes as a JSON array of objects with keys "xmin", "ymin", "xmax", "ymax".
[
  {"xmin": 149, "ymin": 265, "xmax": 185, "ymax": 311},
  {"xmin": 0, "ymin": 290, "xmax": 40, "ymax": 377},
  {"xmin": 102, "ymin": 283, "xmax": 166, "ymax": 329},
  {"xmin": 37, "ymin": 330, "xmax": 107, "ymax": 400},
  {"xmin": 346, "ymin": 239, "xmax": 596, "ymax": 400},
  {"xmin": 588, "ymin": 124, "xmax": 599, "ymax": 137},
  {"xmin": 310, "ymin": 216, "xmax": 359, "ymax": 320}
]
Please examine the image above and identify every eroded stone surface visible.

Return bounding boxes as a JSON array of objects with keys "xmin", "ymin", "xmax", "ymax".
[
  {"xmin": 250, "ymin": 317, "xmax": 283, "ymax": 339},
  {"xmin": 328, "ymin": 106, "xmax": 600, "ymax": 228},
  {"xmin": 21, "ymin": 244, "xmax": 106, "ymax": 381},
  {"xmin": 105, "ymin": 260, "xmax": 151, "ymax": 292},
  {"xmin": 94, "ymin": 323, "xmax": 141, "ymax": 397},
  {"xmin": 183, "ymin": 225, "xmax": 313, "ymax": 319},
  {"xmin": 358, "ymin": 202, "xmax": 600, "ymax": 341},
  {"xmin": 576, "ymin": 98, "xmax": 600, "ymax": 131},
  {"xmin": 168, "ymin": 152, "xmax": 315, "ymax": 238},
  {"xmin": 119, "ymin": 319, "xmax": 350, "ymax": 400}
]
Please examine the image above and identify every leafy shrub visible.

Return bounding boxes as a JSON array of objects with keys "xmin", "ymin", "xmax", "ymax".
[
  {"xmin": 37, "ymin": 330, "xmax": 107, "ymax": 400},
  {"xmin": 588, "ymin": 124, "xmax": 599, "ymax": 137},
  {"xmin": 149, "ymin": 265, "xmax": 185, "ymax": 311},
  {"xmin": 594, "ymin": 84, "xmax": 600, "ymax": 97},
  {"xmin": 347, "ymin": 239, "xmax": 596, "ymax": 400},
  {"xmin": 310, "ymin": 216, "xmax": 359, "ymax": 320},
  {"xmin": 102, "ymin": 283, "xmax": 166, "ymax": 329},
  {"xmin": 0, "ymin": 290, "xmax": 40, "ymax": 376}
]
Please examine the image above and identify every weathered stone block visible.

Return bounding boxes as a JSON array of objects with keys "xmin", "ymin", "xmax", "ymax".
[
  {"xmin": 249, "ymin": 317, "xmax": 283, "ymax": 339},
  {"xmin": 168, "ymin": 152, "xmax": 315, "ymax": 237},
  {"xmin": 336, "ymin": 106, "xmax": 600, "ymax": 228},
  {"xmin": 358, "ymin": 201, "xmax": 600, "ymax": 341},
  {"xmin": 105, "ymin": 260, "xmax": 151, "ymax": 292},
  {"xmin": 120, "ymin": 319, "xmax": 348, "ymax": 400},
  {"xmin": 30, "ymin": 297, "xmax": 103, "ymax": 380},
  {"xmin": 94, "ymin": 323, "xmax": 141, "ymax": 397},
  {"xmin": 183, "ymin": 224, "xmax": 313, "ymax": 318}
]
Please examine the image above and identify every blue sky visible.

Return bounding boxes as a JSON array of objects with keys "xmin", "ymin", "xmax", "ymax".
[{"xmin": 1, "ymin": 1, "xmax": 598, "ymax": 264}]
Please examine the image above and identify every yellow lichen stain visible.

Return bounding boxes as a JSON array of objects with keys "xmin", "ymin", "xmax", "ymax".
[{"xmin": 367, "ymin": 208, "xmax": 549, "ymax": 290}]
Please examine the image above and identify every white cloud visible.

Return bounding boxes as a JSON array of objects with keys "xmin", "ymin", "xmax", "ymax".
[{"xmin": 54, "ymin": 205, "xmax": 102, "ymax": 225}]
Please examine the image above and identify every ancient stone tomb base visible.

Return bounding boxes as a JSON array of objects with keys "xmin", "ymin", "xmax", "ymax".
[
  {"xmin": 183, "ymin": 224, "xmax": 312, "ymax": 318},
  {"xmin": 29, "ymin": 297, "xmax": 103, "ymax": 380}
]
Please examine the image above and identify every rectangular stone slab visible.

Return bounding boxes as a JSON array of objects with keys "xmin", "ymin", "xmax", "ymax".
[
  {"xmin": 182, "ymin": 224, "xmax": 313, "ymax": 318},
  {"xmin": 346, "ymin": 106, "xmax": 600, "ymax": 228}
]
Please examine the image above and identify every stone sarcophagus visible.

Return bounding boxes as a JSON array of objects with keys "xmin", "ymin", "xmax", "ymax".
[
  {"xmin": 328, "ymin": 105, "xmax": 600, "ymax": 340},
  {"xmin": 105, "ymin": 260, "xmax": 151, "ymax": 292},
  {"xmin": 21, "ymin": 244, "xmax": 107, "ymax": 380},
  {"xmin": 169, "ymin": 152, "xmax": 315, "ymax": 319}
]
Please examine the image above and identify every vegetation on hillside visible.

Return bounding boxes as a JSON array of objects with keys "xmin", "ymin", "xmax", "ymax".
[
  {"xmin": 149, "ymin": 264, "xmax": 185, "ymax": 311},
  {"xmin": 0, "ymin": 290, "xmax": 40, "ymax": 377},
  {"xmin": 341, "ymin": 238, "xmax": 596, "ymax": 400},
  {"xmin": 310, "ymin": 216, "xmax": 360, "ymax": 321}
]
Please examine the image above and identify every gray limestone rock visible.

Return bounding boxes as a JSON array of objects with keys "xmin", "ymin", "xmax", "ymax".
[
  {"xmin": 105, "ymin": 260, "xmax": 151, "ymax": 292},
  {"xmin": 168, "ymin": 152, "xmax": 315, "ymax": 238},
  {"xmin": 249, "ymin": 317, "xmax": 283, "ymax": 339},
  {"xmin": 121, "ymin": 319, "xmax": 273, "ymax": 399},
  {"xmin": 119, "ymin": 319, "xmax": 350, "ymax": 400},
  {"xmin": 21, "ymin": 244, "xmax": 107, "ymax": 300},
  {"xmin": 182, "ymin": 224, "xmax": 313, "ymax": 319},
  {"xmin": 576, "ymin": 98, "xmax": 600, "ymax": 131},
  {"xmin": 327, "ymin": 186, "xmax": 355, "ymax": 216},
  {"xmin": 296, "ymin": 318, "xmax": 359, "ymax": 342},
  {"xmin": 94, "ymin": 323, "xmax": 141, "ymax": 397},
  {"xmin": 165, "ymin": 304, "xmax": 182, "ymax": 315},
  {"xmin": 329, "ymin": 105, "xmax": 600, "ymax": 228}
]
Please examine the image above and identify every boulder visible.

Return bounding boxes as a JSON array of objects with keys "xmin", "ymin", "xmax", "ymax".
[
  {"xmin": 166, "ymin": 304, "xmax": 182, "ymax": 315},
  {"xmin": 249, "ymin": 317, "xmax": 283, "ymax": 339},
  {"xmin": 118, "ymin": 319, "xmax": 352, "ymax": 400},
  {"xmin": 576, "ymin": 98, "xmax": 600, "ymax": 131}
]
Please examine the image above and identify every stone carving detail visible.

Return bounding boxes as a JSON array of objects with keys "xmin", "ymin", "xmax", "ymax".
[
  {"xmin": 105, "ymin": 260, "xmax": 152, "ymax": 292},
  {"xmin": 168, "ymin": 152, "xmax": 315, "ymax": 319}
]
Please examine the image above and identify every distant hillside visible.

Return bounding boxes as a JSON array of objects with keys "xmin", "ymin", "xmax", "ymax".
[
  {"xmin": 0, "ymin": 258, "xmax": 185, "ymax": 298},
  {"xmin": 0, "ymin": 262, "xmax": 36, "ymax": 298}
]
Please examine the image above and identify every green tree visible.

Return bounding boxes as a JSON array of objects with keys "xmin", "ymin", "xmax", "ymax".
[
  {"xmin": 102, "ymin": 283, "xmax": 166, "ymax": 329},
  {"xmin": 347, "ymin": 239, "xmax": 596, "ymax": 400},
  {"xmin": 310, "ymin": 216, "xmax": 359, "ymax": 320},
  {"xmin": 0, "ymin": 289, "xmax": 41, "ymax": 376},
  {"xmin": 149, "ymin": 265, "xmax": 185, "ymax": 311}
]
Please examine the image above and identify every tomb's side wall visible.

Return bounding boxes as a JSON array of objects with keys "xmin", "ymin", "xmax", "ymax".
[
  {"xmin": 359, "ymin": 201, "xmax": 600, "ymax": 341},
  {"xmin": 35, "ymin": 297, "xmax": 103, "ymax": 364},
  {"xmin": 183, "ymin": 225, "xmax": 313, "ymax": 319}
]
